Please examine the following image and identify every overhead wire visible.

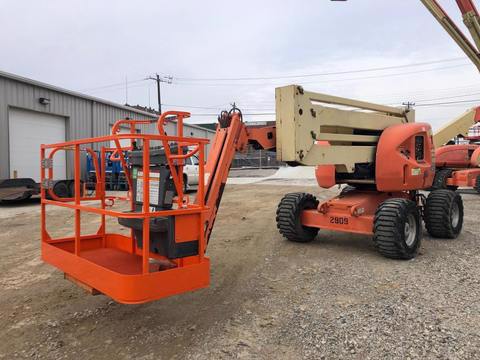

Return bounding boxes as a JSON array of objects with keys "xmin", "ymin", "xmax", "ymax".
[
  {"xmin": 78, "ymin": 78, "xmax": 148, "ymax": 92},
  {"xmin": 174, "ymin": 57, "xmax": 467, "ymax": 81},
  {"xmin": 170, "ymin": 63, "xmax": 472, "ymax": 87}
]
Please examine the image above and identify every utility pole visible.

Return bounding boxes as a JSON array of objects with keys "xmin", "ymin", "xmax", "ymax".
[
  {"xmin": 402, "ymin": 101, "xmax": 416, "ymax": 111},
  {"xmin": 147, "ymin": 74, "xmax": 173, "ymax": 114}
]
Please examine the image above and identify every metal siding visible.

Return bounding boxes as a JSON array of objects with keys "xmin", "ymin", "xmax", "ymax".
[
  {"xmin": 0, "ymin": 78, "xmax": 8, "ymax": 178},
  {"xmin": 0, "ymin": 74, "xmax": 215, "ymax": 179}
]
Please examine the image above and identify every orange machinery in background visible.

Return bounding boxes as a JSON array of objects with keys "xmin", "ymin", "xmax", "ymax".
[
  {"xmin": 429, "ymin": 107, "xmax": 480, "ymax": 193},
  {"xmin": 433, "ymin": 143, "xmax": 480, "ymax": 192},
  {"xmin": 40, "ymin": 109, "xmax": 275, "ymax": 304}
]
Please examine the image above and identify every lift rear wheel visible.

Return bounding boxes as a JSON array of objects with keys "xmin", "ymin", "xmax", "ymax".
[
  {"xmin": 431, "ymin": 169, "xmax": 457, "ymax": 190},
  {"xmin": 475, "ymin": 176, "xmax": 480, "ymax": 194},
  {"xmin": 373, "ymin": 198, "xmax": 421, "ymax": 260},
  {"xmin": 424, "ymin": 189, "xmax": 463, "ymax": 238},
  {"xmin": 276, "ymin": 192, "xmax": 319, "ymax": 243}
]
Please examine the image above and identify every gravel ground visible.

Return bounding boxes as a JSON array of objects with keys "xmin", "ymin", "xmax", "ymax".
[
  {"xmin": 0, "ymin": 182, "xmax": 479, "ymax": 359},
  {"xmin": 228, "ymin": 168, "xmax": 277, "ymax": 178}
]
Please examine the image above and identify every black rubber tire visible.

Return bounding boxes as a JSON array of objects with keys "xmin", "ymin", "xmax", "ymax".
[
  {"xmin": 431, "ymin": 169, "xmax": 457, "ymax": 190},
  {"xmin": 424, "ymin": 189, "xmax": 463, "ymax": 239},
  {"xmin": 475, "ymin": 176, "xmax": 480, "ymax": 194},
  {"xmin": 51, "ymin": 181, "xmax": 69, "ymax": 198},
  {"xmin": 373, "ymin": 198, "xmax": 422, "ymax": 260},
  {"xmin": 67, "ymin": 180, "xmax": 84, "ymax": 198},
  {"xmin": 276, "ymin": 193, "xmax": 319, "ymax": 243}
]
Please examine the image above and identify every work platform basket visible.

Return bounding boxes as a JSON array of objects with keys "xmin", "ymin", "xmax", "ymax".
[{"xmin": 40, "ymin": 112, "xmax": 211, "ymax": 304}]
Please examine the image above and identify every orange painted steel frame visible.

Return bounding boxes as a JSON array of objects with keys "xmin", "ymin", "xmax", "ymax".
[
  {"xmin": 309, "ymin": 123, "xmax": 434, "ymax": 236},
  {"xmin": 41, "ymin": 112, "xmax": 211, "ymax": 304},
  {"xmin": 302, "ymin": 191, "xmax": 412, "ymax": 235},
  {"xmin": 447, "ymin": 168, "xmax": 480, "ymax": 187}
]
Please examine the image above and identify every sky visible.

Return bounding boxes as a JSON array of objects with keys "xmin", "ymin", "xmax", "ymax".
[{"xmin": 1, "ymin": 0, "xmax": 480, "ymax": 129}]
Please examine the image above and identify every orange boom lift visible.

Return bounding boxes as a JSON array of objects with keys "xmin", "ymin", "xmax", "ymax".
[
  {"xmin": 274, "ymin": 86, "xmax": 462, "ymax": 260},
  {"xmin": 40, "ymin": 109, "xmax": 275, "ymax": 304}
]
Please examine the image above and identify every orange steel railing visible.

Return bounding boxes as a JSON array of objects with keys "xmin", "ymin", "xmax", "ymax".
[{"xmin": 40, "ymin": 112, "xmax": 209, "ymax": 275}]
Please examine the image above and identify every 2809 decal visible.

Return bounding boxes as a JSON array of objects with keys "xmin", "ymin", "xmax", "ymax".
[{"xmin": 329, "ymin": 216, "xmax": 349, "ymax": 225}]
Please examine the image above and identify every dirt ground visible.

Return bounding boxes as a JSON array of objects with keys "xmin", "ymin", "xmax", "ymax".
[{"xmin": 0, "ymin": 182, "xmax": 479, "ymax": 359}]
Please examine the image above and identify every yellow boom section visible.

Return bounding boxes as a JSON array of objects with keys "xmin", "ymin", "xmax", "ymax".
[{"xmin": 433, "ymin": 107, "xmax": 480, "ymax": 147}]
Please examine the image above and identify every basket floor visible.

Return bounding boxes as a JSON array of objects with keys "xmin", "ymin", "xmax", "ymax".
[{"xmin": 81, "ymin": 248, "xmax": 158, "ymax": 275}]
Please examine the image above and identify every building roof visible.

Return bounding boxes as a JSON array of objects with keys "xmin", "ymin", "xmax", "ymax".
[{"xmin": 0, "ymin": 69, "xmax": 215, "ymax": 133}]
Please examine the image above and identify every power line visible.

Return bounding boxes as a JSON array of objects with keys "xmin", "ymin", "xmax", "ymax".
[
  {"xmin": 162, "ymin": 103, "xmax": 227, "ymax": 110},
  {"xmin": 174, "ymin": 57, "xmax": 467, "ymax": 81},
  {"xmin": 79, "ymin": 78, "xmax": 147, "ymax": 92},
  {"xmin": 405, "ymin": 91, "xmax": 480, "ymax": 103},
  {"xmin": 76, "ymin": 58, "xmax": 472, "ymax": 96},
  {"xmin": 85, "ymin": 81, "xmax": 152, "ymax": 94},
  {"xmin": 171, "ymin": 63, "xmax": 471, "ymax": 87},
  {"xmin": 414, "ymin": 99, "xmax": 480, "ymax": 107},
  {"xmin": 231, "ymin": 83, "xmax": 480, "ymax": 107}
]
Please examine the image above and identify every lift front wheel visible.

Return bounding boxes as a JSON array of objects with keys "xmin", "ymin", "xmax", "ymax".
[
  {"xmin": 424, "ymin": 190, "xmax": 463, "ymax": 238},
  {"xmin": 276, "ymin": 193, "xmax": 319, "ymax": 243},
  {"xmin": 373, "ymin": 199, "xmax": 422, "ymax": 260}
]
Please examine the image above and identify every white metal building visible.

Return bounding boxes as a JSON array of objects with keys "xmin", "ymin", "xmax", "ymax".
[{"xmin": 0, "ymin": 70, "xmax": 215, "ymax": 181}]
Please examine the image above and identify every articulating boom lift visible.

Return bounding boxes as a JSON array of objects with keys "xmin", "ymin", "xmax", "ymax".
[{"xmin": 275, "ymin": 85, "xmax": 463, "ymax": 260}]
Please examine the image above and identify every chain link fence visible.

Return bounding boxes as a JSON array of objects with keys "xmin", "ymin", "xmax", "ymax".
[{"xmin": 232, "ymin": 145, "xmax": 283, "ymax": 169}]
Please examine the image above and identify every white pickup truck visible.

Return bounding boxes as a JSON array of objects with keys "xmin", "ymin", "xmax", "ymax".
[{"xmin": 183, "ymin": 154, "xmax": 200, "ymax": 192}]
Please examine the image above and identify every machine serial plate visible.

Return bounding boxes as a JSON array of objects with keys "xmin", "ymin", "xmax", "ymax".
[{"xmin": 136, "ymin": 171, "xmax": 160, "ymax": 205}]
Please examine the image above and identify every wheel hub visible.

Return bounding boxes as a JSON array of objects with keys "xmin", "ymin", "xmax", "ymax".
[
  {"xmin": 451, "ymin": 201, "xmax": 460, "ymax": 228},
  {"xmin": 404, "ymin": 214, "xmax": 417, "ymax": 247}
]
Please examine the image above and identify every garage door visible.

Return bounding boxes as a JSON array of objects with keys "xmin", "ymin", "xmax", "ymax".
[{"xmin": 9, "ymin": 108, "xmax": 67, "ymax": 182}]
